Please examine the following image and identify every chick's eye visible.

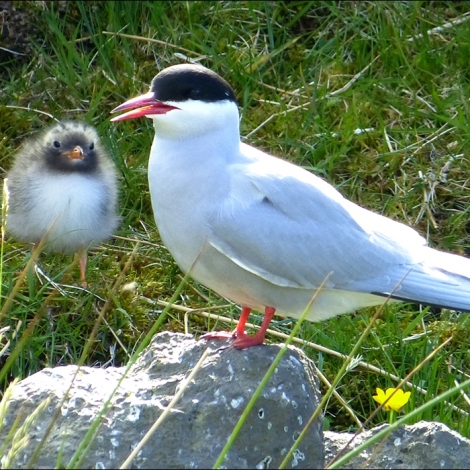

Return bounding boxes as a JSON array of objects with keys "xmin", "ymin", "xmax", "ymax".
[
  {"xmin": 89, "ymin": 142, "xmax": 94, "ymax": 150},
  {"xmin": 53, "ymin": 141, "xmax": 61, "ymax": 149}
]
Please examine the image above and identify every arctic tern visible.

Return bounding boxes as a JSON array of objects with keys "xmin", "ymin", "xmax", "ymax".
[{"xmin": 111, "ymin": 64, "xmax": 470, "ymax": 348}]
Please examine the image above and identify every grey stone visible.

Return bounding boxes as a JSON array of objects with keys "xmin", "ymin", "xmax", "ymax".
[
  {"xmin": 0, "ymin": 331, "xmax": 323, "ymax": 469},
  {"xmin": 325, "ymin": 421, "xmax": 470, "ymax": 469}
]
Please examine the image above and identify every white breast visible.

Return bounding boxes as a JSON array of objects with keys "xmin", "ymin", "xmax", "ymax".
[{"xmin": 6, "ymin": 172, "xmax": 113, "ymax": 253}]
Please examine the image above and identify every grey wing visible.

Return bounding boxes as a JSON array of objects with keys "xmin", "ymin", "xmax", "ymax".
[{"xmin": 207, "ymin": 171, "xmax": 422, "ymax": 294}]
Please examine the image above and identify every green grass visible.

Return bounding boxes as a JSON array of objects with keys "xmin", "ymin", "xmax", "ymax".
[{"xmin": 1, "ymin": 0, "xmax": 470, "ymax": 459}]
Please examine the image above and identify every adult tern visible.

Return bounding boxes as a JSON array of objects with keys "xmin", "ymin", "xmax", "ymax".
[{"xmin": 111, "ymin": 64, "xmax": 470, "ymax": 348}]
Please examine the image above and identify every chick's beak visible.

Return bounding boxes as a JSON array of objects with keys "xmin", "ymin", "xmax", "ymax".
[
  {"xmin": 110, "ymin": 91, "xmax": 179, "ymax": 121},
  {"xmin": 62, "ymin": 146, "xmax": 84, "ymax": 160}
]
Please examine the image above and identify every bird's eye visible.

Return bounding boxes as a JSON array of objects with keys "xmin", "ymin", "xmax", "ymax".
[
  {"xmin": 53, "ymin": 141, "xmax": 61, "ymax": 149},
  {"xmin": 190, "ymin": 87, "xmax": 201, "ymax": 99},
  {"xmin": 89, "ymin": 142, "xmax": 94, "ymax": 150}
]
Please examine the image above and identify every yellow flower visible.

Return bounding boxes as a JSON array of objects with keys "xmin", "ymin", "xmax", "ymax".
[{"xmin": 373, "ymin": 387, "xmax": 411, "ymax": 412}]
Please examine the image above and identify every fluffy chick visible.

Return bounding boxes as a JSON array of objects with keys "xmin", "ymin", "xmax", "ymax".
[{"xmin": 5, "ymin": 121, "xmax": 119, "ymax": 285}]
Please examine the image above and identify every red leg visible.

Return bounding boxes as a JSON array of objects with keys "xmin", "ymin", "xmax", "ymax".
[
  {"xmin": 201, "ymin": 306, "xmax": 276, "ymax": 349},
  {"xmin": 235, "ymin": 306, "xmax": 251, "ymax": 336},
  {"xmin": 201, "ymin": 306, "xmax": 252, "ymax": 341},
  {"xmin": 232, "ymin": 306, "xmax": 276, "ymax": 349}
]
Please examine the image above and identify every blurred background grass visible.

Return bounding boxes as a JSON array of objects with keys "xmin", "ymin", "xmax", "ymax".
[{"xmin": 1, "ymin": 0, "xmax": 470, "ymax": 435}]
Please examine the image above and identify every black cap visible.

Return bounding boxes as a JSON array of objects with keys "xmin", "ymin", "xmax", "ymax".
[{"xmin": 150, "ymin": 64, "xmax": 238, "ymax": 104}]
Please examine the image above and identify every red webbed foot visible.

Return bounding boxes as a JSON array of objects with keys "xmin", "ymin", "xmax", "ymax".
[{"xmin": 201, "ymin": 306, "xmax": 276, "ymax": 350}]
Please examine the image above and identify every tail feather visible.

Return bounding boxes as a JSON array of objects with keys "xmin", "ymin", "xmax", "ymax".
[{"xmin": 374, "ymin": 247, "xmax": 470, "ymax": 313}]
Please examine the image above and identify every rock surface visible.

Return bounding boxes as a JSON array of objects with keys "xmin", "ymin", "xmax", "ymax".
[
  {"xmin": 0, "ymin": 332, "xmax": 323, "ymax": 469},
  {"xmin": 325, "ymin": 421, "xmax": 470, "ymax": 469},
  {"xmin": 3, "ymin": 330, "xmax": 470, "ymax": 469}
]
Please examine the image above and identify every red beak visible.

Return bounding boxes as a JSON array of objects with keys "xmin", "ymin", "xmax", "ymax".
[{"xmin": 110, "ymin": 91, "xmax": 179, "ymax": 121}]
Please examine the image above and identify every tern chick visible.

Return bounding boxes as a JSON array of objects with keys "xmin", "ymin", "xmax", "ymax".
[{"xmin": 5, "ymin": 120, "xmax": 119, "ymax": 285}]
